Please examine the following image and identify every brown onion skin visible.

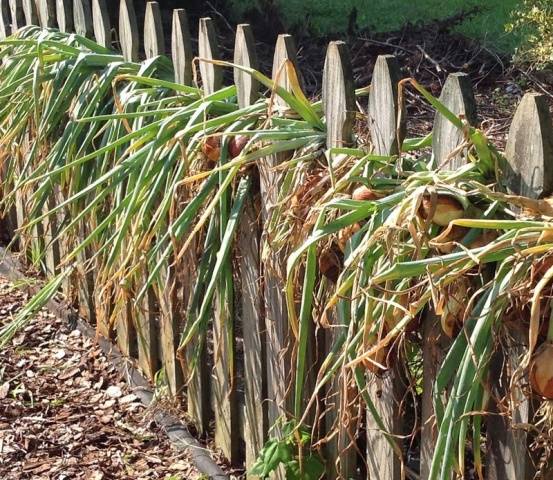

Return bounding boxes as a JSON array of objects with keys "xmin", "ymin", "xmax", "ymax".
[
  {"xmin": 318, "ymin": 247, "xmax": 342, "ymax": 284},
  {"xmin": 202, "ymin": 136, "xmax": 221, "ymax": 163},
  {"xmin": 229, "ymin": 135, "xmax": 248, "ymax": 158},
  {"xmin": 530, "ymin": 342, "xmax": 553, "ymax": 399},
  {"xmin": 419, "ymin": 195, "xmax": 464, "ymax": 227},
  {"xmin": 352, "ymin": 186, "xmax": 380, "ymax": 201}
]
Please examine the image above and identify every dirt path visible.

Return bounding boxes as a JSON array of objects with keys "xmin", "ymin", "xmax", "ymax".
[{"xmin": 0, "ymin": 275, "xmax": 200, "ymax": 480}]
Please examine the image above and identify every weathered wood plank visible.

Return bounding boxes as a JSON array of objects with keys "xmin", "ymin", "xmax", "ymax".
[
  {"xmin": 56, "ymin": 0, "xmax": 72, "ymax": 32},
  {"xmin": 368, "ymin": 54, "xmax": 405, "ymax": 155},
  {"xmin": 134, "ymin": 280, "xmax": 159, "ymax": 380},
  {"xmin": 73, "ymin": 0, "xmax": 91, "ymax": 37},
  {"xmin": 171, "ymin": 8, "xmax": 192, "ymax": 86},
  {"xmin": 37, "ymin": 0, "xmax": 56, "ymax": 28},
  {"xmin": 420, "ymin": 312, "xmax": 450, "ymax": 480},
  {"xmin": 198, "ymin": 17, "xmax": 222, "ymax": 95},
  {"xmin": 366, "ymin": 53, "xmax": 406, "ymax": 480},
  {"xmin": 119, "ymin": 0, "xmax": 138, "ymax": 62},
  {"xmin": 419, "ymin": 73, "xmax": 476, "ymax": 479},
  {"xmin": 22, "ymin": 0, "xmax": 38, "ymax": 25},
  {"xmin": 258, "ymin": 35, "xmax": 299, "ymax": 480},
  {"xmin": 233, "ymin": 23, "xmax": 266, "ymax": 473},
  {"xmin": 321, "ymin": 40, "xmax": 357, "ymax": 479},
  {"xmin": 432, "ymin": 72, "xmax": 477, "ymax": 169},
  {"xmin": 234, "ymin": 24, "xmax": 259, "ymax": 108},
  {"xmin": 91, "ymin": 0, "xmax": 110, "ymax": 48},
  {"xmin": 485, "ymin": 92, "xmax": 552, "ymax": 480},
  {"xmin": 503, "ymin": 92, "xmax": 553, "ymax": 199},
  {"xmin": 366, "ymin": 369, "xmax": 404, "ymax": 479},
  {"xmin": 0, "ymin": 0, "xmax": 10, "ymax": 39},
  {"xmin": 144, "ymin": 1, "xmax": 163, "ymax": 59},
  {"xmin": 9, "ymin": 0, "xmax": 24, "ymax": 31}
]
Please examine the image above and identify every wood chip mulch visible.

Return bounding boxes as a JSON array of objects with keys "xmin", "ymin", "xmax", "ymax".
[{"xmin": 0, "ymin": 275, "xmax": 200, "ymax": 480}]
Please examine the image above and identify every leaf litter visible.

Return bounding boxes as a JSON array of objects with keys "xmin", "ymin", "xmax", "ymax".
[{"xmin": 0, "ymin": 275, "xmax": 201, "ymax": 480}]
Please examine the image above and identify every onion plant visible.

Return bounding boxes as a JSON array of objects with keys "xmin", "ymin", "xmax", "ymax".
[{"xmin": 2, "ymin": 26, "xmax": 553, "ymax": 480}]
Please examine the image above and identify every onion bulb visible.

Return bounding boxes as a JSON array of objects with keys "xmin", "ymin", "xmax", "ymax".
[
  {"xmin": 229, "ymin": 134, "xmax": 248, "ymax": 158},
  {"xmin": 201, "ymin": 136, "xmax": 221, "ymax": 163},
  {"xmin": 530, "ymin": 342, "xmax": 553, "ymax": 399},
  {"xmin": 352, "ymin": 186, "xmax": 380, "ymax": 201},
  {"xmin": 319, "ymin": 247, "xmax": 342, "ymax": 283},
  {"xmin": 419, "ymin": 194, "xmax": 464, "ymax": 227},
  {"xmin": 438, "ymin": 277, "xmax": 470, "ymax": 338}
]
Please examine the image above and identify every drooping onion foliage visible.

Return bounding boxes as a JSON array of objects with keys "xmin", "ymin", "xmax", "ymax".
[{"xmin": 2, "ymin": 26, "xmax": 553, "ymax": 479}]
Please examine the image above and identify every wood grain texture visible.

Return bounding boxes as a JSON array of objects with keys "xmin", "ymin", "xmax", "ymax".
[
  {"xmin": 484, "ymin": 92, "xmax": 552, "ymax": 480},
  {"xmin": 258, "ymin": 34, "xmax": 301, "ymax": 480},
  {"xmin": 56, "ymin": 0, "xmax": 72, "ymax": 32},
  {"xmin": 366, "ymin": 368, "xmax": 404, "ymax": 480},
  {"xmin": 119, "ymin": 0, "xmax": 138, "ymax": 62},
  {"xmin": 233, "ymin": 24, "xmax": 259, "ymax": 108},
  {"xmin": 171, "ymin": 9, "xmax": 192, "ymax": 86},
  {"xmin": 420, "ymin": 313, "xmax": 450, "ymax": 480},
  {"xmin": 73, "ymin": 0, "xmax": 91, "ymax": 37},
  {"xmin": 503, "ymin": 92, "xmax": 553, "ymax": 199},
  {"xmin": 22, "ymin": 0, "xmax": 37, "ymax": 25},
  {"xmin": 91, "ymin": 0, "xmax": 110, "ymax": 48},
  {"xmin": 0, "ymin": 0, "xmax": 10, "ymax": 39},
  {"xmin": 144, "ymin": 1, "xmax": 164, "ymax": 59},
  {"xmin": 322, "ymin": 41, "xmax": 355, "ymax": 149},
  {"xmin": 432, "ymin": 72, "xmax": 476, "ymax": 169},
  {"xmin": 368, "ymin": 54, "xmax": 405, "ymax": 155},
  {"xmin": 9, "ymin": 0, "xmax": 24, "ymax": 30},
  {"xmin": 271, "ymin": 33, "xmax": 299, "ymax": 109},
  {"xmin": 486, "ymin": 332, "xmax": 535, "ymax": 480},
  {"xmin": 134, "ymin": 283, "xmax": 159, "ymax": 381},
  {"xmin": 233, "ymin": 24, "xmax": 266, "ymax": 472},
  {"xmin": 321, "ymin": 40, "xmax": 357, "ymax": 479},
  {"xmin": 198, "ymin": 17, "xmax": 222, "ymax": 95},
  {"xmin": 37, "ymin": 0, "xmax": 56, "ymax": 27}
]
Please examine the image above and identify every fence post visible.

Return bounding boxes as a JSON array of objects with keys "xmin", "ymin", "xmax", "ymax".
[
  {"xmin": 365, "ymin": 54, "xmax": 406, "ymax": 480},
  {"xmin": 144, "ymin": 1, "xmax": 163, "ymax": 58},
  {"xmin": 37, "ymin": 0, "xmax": 56, "ymax": 27},
  {"xmin": 56, "ymin": 0, "xmax": 72, "ymax": 32},
  {"xmin": 418, "ymin": 72, "xmax": 477, "ymax": 480},
  {"xmin": 198, "ymin": 17, "xmax": 222, "ymax": 96},
  {"xmin": 171, "ymin": 9, "xmax": 192, "ymax": 86},
  {"xmin": 485, "ymin": 92, "xmax": 552, "ymax": 480},
  {"xmin": 0, "ymin": 0, "xmax": 10, "ymax": 39},
  {"xmin": 260, "ymin": 32, "xmax": 298, "ymax": 450},
  {"xmin": 73, "ymin": 0, "xmax": 91, "ymax": 37},
  {"xmin": 9, "ymin": 0, "xmax": 24, "ymax": 30},
  {"xmin": 119, "ymin": 0, "xmax": 138, "ymax": 62},
  {"xmin": 322, "ymin": 40, "xmax": 357, "ymax": 479},
  {"xmin": 91, "ymin": 0, "xmax": 110, "ymax": 48},
  {"xmin": 368, "ymin": 54, "xmax": 405, "ymax": 156},
  {"xmin": 233, "ymin": 23, "xmax": 266, "ymax": 473},
  {"xmin": 432, "ymin": 72, "xmax": 476, "ymax": 169},
  {"xmin": 22, "ymin": 0, "xmax": 37, "ymax": 25}
]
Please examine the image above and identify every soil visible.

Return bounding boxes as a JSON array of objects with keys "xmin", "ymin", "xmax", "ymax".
[{"xmin": 0, "ymin": 275, "xmax": 201, "ymax": 480}]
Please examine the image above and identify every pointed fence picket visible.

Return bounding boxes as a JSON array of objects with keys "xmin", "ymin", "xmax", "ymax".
[{"xmin": 3, "ymin": 2, "xmax": 553, "ymax": 478}]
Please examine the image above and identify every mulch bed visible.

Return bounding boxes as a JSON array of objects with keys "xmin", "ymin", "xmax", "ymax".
[{"xmin": 0, "ymin": 275, "xmax": 200, "ymax": 480}]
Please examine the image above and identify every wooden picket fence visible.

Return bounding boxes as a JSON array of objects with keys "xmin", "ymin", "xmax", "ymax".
[{"xmin": 2, "ymin": 1, "xmax": 553, "ymax": 479}]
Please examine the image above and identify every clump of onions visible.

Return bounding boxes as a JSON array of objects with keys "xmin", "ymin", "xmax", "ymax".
[
  {"xmin": 438, "ymin": 277, "xmax": 470, "ymax": 338},
  {"xmin": 530, "ymin": 342, "xmax": 553, "ymax": 399},
  {"xmin": 419, "ymin": 194, "xmax": 464, "ymax": 227},
  {"xmin": 229, "ymin": 134, "xmax": 248, "ymax": 158},
  {"xmin": 352, "ymin": 185, "xmax": 380, "ymax": 201},
  {"xmin": 201, "ymin": 136, "xmax": 221, "ymax": 163}
]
